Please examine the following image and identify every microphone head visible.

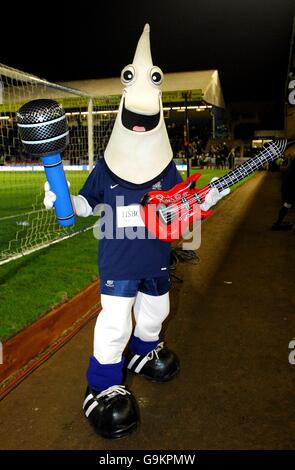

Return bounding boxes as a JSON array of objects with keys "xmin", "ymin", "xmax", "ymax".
[{"xmin": 16, "ymin": 99, "xmax": 69, "ymax": 156}]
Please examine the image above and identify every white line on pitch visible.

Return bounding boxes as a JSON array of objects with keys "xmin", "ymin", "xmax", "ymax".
[
  {"xmin": 0, "ymin": 209, "xmax": 43, "ymax": 221},
  {"xmin": 0, "ymin": 224, "xmax": 95, "ymax": 266}
]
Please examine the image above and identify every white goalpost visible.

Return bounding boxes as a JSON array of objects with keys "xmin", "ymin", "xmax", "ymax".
[{"xmin": 0, "ymin": 64, "xmax": 118, "ymax": 265}]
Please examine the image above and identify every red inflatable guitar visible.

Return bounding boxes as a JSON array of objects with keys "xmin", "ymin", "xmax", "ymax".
[{"xmin": 140, "ymin": 139, "xmax": 287, "ymax": 241}]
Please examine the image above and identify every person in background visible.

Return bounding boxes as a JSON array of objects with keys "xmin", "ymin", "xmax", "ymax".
[
  {"xmin": 228, "ymin": 147, "xmax": 236, "ymax": 170},
  {"xmin": 220, "ymin": 143, "xmax": 228, "ymax": 169},
  {"xmin": 272, "ymin": 158, "xmax": 295, "ymax": 231}
]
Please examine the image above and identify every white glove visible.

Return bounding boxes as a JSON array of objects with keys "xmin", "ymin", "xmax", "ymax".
[
  {"xmin": 43, "ymin": 181, "xmax": 58, "ymax": 210},
  {"xmin": 43, "ymin": 181, "xmax": 92, "ymax": 217},
  {"xmin": 72, "ymin": 194, "xmax": 93, "ymax": 217},
  {"xmin": 200, "ymin": 177, "xmax": 230, "ymax": 211}
]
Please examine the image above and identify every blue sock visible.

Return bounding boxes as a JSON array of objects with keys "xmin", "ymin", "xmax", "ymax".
[
  {"xmin": 130, "ymin": 334, "xmax": 159, "ymax": 356},
  {"xmin": 86, "ymin": 356, "xmax": 125, "ymax": 392}
]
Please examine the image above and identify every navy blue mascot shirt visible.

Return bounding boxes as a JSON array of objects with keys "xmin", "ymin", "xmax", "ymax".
[{"xmin": 79, "ymin": 159, "xmax": 182, "ymax": 280}]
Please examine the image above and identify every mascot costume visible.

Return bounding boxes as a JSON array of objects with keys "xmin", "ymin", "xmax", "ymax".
[{"xmin": 44, "ymin": 24, "xmax": 227, "ymax": 439}]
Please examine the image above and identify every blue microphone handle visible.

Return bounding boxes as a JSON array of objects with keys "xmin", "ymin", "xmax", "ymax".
[{"xmin": 41, "ymin": 154, "xmax": 75, "ymax": 227}]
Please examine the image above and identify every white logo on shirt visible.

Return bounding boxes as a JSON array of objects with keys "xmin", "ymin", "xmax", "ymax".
[
  {"xmin": 105, "ymin": 280, "xmax": 114, "ymax": 288},
  {"xmin": 116, "ymin": 205, "xmax": 145, "ymax": 228},
  {"xmin": 152, "ymin": 181, "xmax": 162, "ymax": 190},
  {"xmin": 110, "ymin": 184, "xmax": 119, "ymax": 189}
]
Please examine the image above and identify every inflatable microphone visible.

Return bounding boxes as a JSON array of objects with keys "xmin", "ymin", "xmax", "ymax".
[{"xmin": 16, "ymin": 99, "xmax": 75, "ymax": 227}]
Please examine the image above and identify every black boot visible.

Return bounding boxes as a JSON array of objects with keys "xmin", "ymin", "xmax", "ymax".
[
  {"xmin": 272, "ymin": 206, "xmax": 293, "ymax": 230},
  {"xmin": 127, "ymin": 342, "xmax": 180, "ymax": 383},
  {"xmin": 83, "ymin": 385, "xmax": 138, "ymax": 439},
  {"xmin": 272, "ymin": 221, "xmax": 293, "ymax": 231}
]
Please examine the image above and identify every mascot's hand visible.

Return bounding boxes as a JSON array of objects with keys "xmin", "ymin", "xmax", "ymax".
[
  {"xmin": 200, "ymin": 177, "xmax": 230, "ymax": 212},
  {"xmin": 43, "ymin": 181, "xmax": 70, "ymax": 210},
  {"xmin": 43, "ymin": 182, "xmax": 92, "ymax": 217}
]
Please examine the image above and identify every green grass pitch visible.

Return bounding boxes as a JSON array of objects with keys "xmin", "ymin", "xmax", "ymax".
[{"xmin": 0, "ymin": 171, "xmax": 91, "ymax": 256}]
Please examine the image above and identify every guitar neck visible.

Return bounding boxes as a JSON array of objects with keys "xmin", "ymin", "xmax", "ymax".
[{"xmin": 209, "ymin": 139, "xmax": 287, "ymax": 193}]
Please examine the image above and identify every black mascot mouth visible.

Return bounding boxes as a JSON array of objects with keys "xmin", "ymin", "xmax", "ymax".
[{"xmin": 121, "ymin": 99, "xmax": 160, "ymax": 132}]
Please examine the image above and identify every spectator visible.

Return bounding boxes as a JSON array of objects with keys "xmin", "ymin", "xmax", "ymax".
[
  {"xmin": 220, "ymin": 143, "xmax": 228, "ymax": 169},
  {"xmin": 272, "ymin": 158, "xmax": 295, "ymax": 231},
  {"xmin": 228, "ymin": 147, "xmax": 236, "ymax": 170}
]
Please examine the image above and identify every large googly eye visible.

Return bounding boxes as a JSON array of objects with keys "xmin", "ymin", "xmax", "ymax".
[
  {"xmin": 150, "ymin": 67, "xmax": 163, "ymax": 86},
  {"xmin": 121, "ymin": 65, "xmax": 136, "ymax": 85}
]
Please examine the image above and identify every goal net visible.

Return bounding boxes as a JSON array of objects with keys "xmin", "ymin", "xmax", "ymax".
[{"xmin": 0, "ymin": 64, "xmax": 118, "ymax": 265}]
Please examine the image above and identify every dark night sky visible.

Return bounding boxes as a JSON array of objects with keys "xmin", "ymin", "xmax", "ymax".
[{"xmin": 1, "ymin": 0, "xmax": 294, "ymax": 104}]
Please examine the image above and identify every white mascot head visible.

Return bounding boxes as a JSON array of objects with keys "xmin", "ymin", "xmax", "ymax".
[{"xmin": 104, "ymin": 24, "xmax": 173, "ymax": 184}]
